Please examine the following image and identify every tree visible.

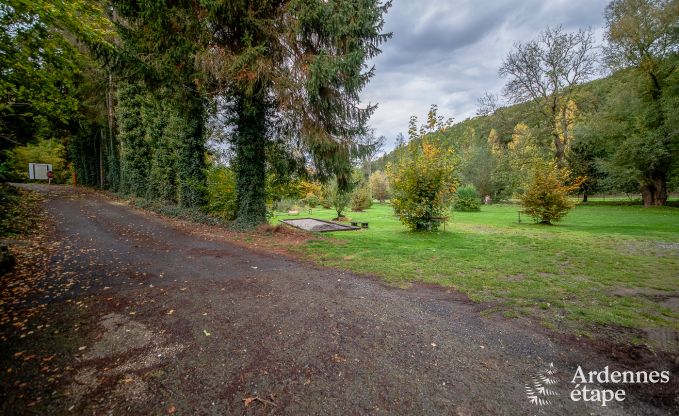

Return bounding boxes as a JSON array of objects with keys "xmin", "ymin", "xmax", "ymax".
[
  {"xmin": 369, "ymin": 170, "xmax": 389, "ymax": 202},
  {"xmin": 110, "ymin": 0, "xmax": 208, "ymax": 208},
  {"xmin": 520, "ymin": 160, "xmax": 582, "ymax": 224},
  {"xmin": 206, "ymin": 164, "xmax": 237, "ymax": 221},
  {"xmin": 325, "ymin": 179, "xmax": 351, "ymax": 220},
  {"xmin": 351, "ymin": 184, "xmax": 372, "ymax": 211},
  {"xmin": 195, "ymin": 1, "xmax": 391, "ymax": 227},
  {"xmin": 116, "ymin": 82, "xmax": 148, "ymax": 197},
  {"xmin": 0, "ymin": 2, "xmax": 82, "ymax": 152},
  {"xmin": 357, "ymin": 130, "xmax": 385, "ymax": 178},
  {"xmin": 388, "ymin": 140, "xmax": 459, "ymax": 231},
  {"xmin": 0, "ymin": 0, "xmax": 117, "ymax": 188},
  {"xmin": 602, "ymin": 0, "xmax": 679, "ymax": 206},
  {"xmin": 394, "ymin": 133, "xmax": 406, "ymax": 148},
  {"xmin": 454, "ymin": 185, "xmax": 481, "ymax": 212},
  {"xmin": 499, "ymin": 26, "xmax": 597, "ymax": 165},
  {"xmin": 566, "ymin": 131, "xmax": 607, "ymax": 202},
  {"xmin": 476, "ymin": 91, "xmax": 500, "ymax": 117}
]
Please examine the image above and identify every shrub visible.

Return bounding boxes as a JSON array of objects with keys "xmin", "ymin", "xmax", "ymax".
[
  {"xmin": 369, "ymin": 170, "xmax": 390, "ymax": 202},
  {"xmin": 387, "ymin": 140, "xmax": 459, "ymax": 231},
  {"xmin": 299, "ymin": 180, "xmax": 323, "ymax": 199},
  {"xmin": 520, "ymin": 160, "xmax": 583, "ymax": 224},
  {"xmin": 331, "ymin": 191, "xmax": 350, "ymax": 219},
  {"xmin": 274, "ymin": 198, "xmax": 300, "ymax": 212},
  {"xmin": 454, "ymin": 185, "xmax": 481, "ymax": 212},
  {"xmin": 323, "ymin": 179, "xmax": 350, "ymax": 219},
  {"xmin": 5, "ymin": 139, "xmax": 68, "ymax": 183},
  {"xmin": 303, "ymin": 193, "xmax": 320, "ymax": 208},
  {"xmin": 206, "ymin": 166, "xmax": 237, "ymax": 220},
  {"xmin": 351, "ymin": 185, "xmax": 372, "ymax": 211},
  {"xmin": 0, "ymin": 184, "xmax": 35, "ymax": 236}
]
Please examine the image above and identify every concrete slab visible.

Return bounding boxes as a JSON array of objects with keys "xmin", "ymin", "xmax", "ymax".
[{"xmin": 280, "ymin": 218, "xmax": 361, "ymax": 232}]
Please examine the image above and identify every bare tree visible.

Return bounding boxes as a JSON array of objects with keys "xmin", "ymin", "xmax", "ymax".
[
  {"xmin": 476, "ymin": 91, "xmax": 500, "ymax": 117},
  {"xmin": 499, "ymin": 26, "xmax": 597, "ymax": 164},
  {"xmin": 356, "ymin": 129, "xmax": 385, "ymax": 178}
]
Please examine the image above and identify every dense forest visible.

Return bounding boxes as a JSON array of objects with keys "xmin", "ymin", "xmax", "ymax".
[{"xmin": 1, "ymin": 0, "xmax": 677, "ymax": 229}]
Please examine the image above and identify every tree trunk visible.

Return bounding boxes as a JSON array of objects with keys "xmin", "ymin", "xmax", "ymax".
[
  {"xmin": 640, "ymin": 173, "xmax": 668, "ymax": 207},
  {"xmin": 582, "ymin": 192, "xmax": 588, "ymax": 203},
  {"xmin": 99, "ymin": 129, "xmax": 105, "ymax": 188},
  {"xmin": 233, "ymin": 90, "xmax": 268, "ymax": 228},
  {"xmin": 551, "ymin": 124, "xmax": 567, "ymax": 167},
  {"xmin": 177, "ymin": 91, "xmax": 207, "ymax": 208},
  {"xmin": 106, "ymin": 72, "xmax": 116, "ymax": 189}
]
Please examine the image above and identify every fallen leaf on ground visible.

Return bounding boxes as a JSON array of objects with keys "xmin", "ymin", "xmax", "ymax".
[{"xmin": 203, "ymin": 330, "xmax": 211, "ymax": 336}]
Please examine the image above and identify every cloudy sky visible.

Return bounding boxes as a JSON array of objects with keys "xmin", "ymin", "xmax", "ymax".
[{"xmin": 362, "ymin": 0, "xmax": 611, "ymax": 151}]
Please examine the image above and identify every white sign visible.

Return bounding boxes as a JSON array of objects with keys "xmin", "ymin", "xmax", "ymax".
[{"xmin": 28, "ymin": 163, "xmax": 52, "ymax": 180}]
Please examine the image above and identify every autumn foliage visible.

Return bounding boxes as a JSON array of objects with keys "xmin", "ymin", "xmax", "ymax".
[
  {"xmin": 520, "ymin": 161, "xmax": 584, "ymax": 224},
  {"xmin": 388, "ymin": 140, "xmax": 459, "ymax": 231}
]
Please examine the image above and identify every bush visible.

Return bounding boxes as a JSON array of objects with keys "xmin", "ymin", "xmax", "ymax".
[
  {"xmin": 303, "ymin": 193, "xmax": 320, "ymax": 208},
  {"xmin": 323, "ymin": 179, "xmax": 350, "ymax": 219},
  {"xmin": 0, "ymin": 163, "xmax": 21, "ymax": 182},
  {"xmin": 206, "ymin": 166, "xmax": 237, "ymax": 220},
  {"xmin": 520, "ymin": 160, "xmax": 582, "ymax": 224},
  {"xmin": 454, "ymin": 185, "xmax": 481, "ymax": 212},
  {"xmin": 388, "ymin": 140, "xmax": 459, "ymax": 231},
  {"xmin": 351, "ymin": 185, "xmax": 372, "ymax": 211},
  {"xmin": 5, "ymin": 139, "xmax": 68, "ymax": 183},
  {"xmin": 369, "ymin": 170, "xmax": 390, "ymax": 202},
  {"xmin": 274, "ymin": 197, "xmax": 300, "ymax": 212},
  {"xmin": 331, "ymin": 191, "xmax": 350, "ymax": 219},
  {"xmin": 3, "ymin": 185, "xmax": 47, "ymax": 235},
  {"xmin": 299, "ymin": 180, "xmax": 323, "ymax": 199}
]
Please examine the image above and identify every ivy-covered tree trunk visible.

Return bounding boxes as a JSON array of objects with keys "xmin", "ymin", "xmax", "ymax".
[
  {"xmin": 145, "ymin": 97, "xmax": 178, "ymax": 203},
  {"xmin": 233, "ymin": 91, "xmax": 268, "ymax": 228},
  {"xmin": 117, "ymin": 82, "xmax": 149, "ymax": 197},
  {"xmin": 176, "ymin": 91, "xmax": 207, "ymax": 208}
]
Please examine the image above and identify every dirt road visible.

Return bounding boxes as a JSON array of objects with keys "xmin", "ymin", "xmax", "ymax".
[{"xmin": 1, "ymin": 185, "xmax": 676, "ymax": 415}]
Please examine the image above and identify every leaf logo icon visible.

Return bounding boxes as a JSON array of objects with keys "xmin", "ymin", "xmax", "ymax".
[{"xmin": 525, "ymin": 362, "xmax": 560, "ymax": 406}]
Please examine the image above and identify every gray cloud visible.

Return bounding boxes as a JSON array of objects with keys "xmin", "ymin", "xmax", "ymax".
[{"xmin": 362, "ymin": 0, "xmax": 611, "ymax": 152}]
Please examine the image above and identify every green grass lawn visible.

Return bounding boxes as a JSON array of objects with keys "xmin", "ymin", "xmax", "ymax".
[{"xmin": 273, "ymin": 203, "xmax": 679, "ymax": 346}]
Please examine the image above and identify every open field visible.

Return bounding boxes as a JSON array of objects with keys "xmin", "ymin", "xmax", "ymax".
[{"xmin": 273, "ymin": 203, "xmax": 679, "ymax": 350}]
